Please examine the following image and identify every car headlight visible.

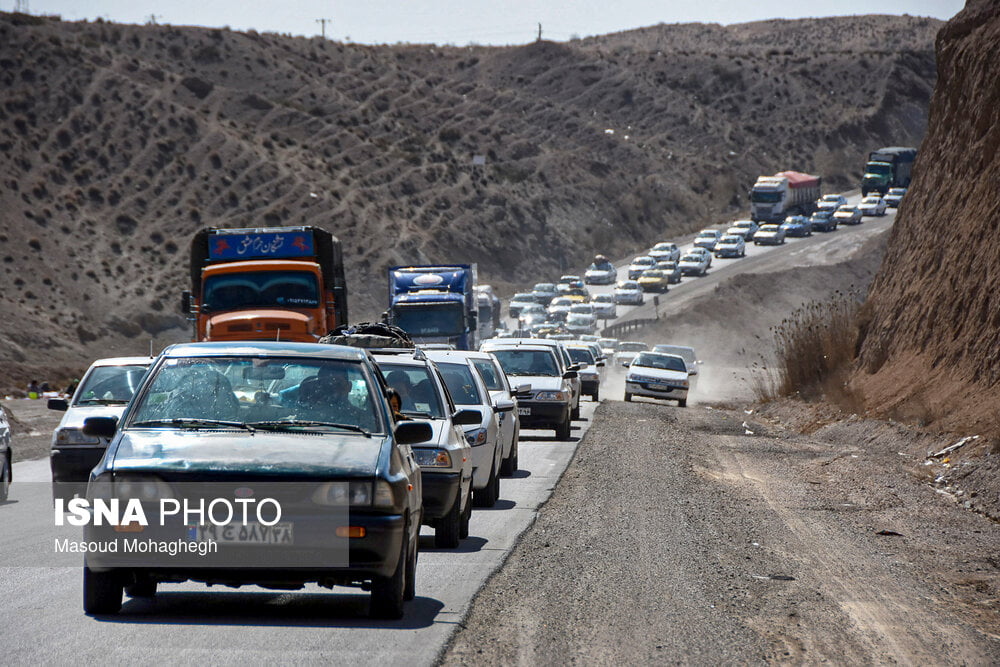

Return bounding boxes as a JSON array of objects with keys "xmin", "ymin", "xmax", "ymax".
[
  {"xmin": 313, "ymin": 480, "xmax": 394, "ymax": 508},
  {"xmin": 55, "ymin": 427, "xmax": 101, "ymax": 446},
  {"xmin": 464, "ymin": 427, "xmax": 489, "ymax": 447},
  {"xmin": 114, "ymin": 475, "xmax": 174, "ymax": 502},
  {"xmin": 534, "ymin": 391, "xmax": 568, "ymax": 401},
  {"xmin": 413, "ymin": 448, "xmax": 453, "ymax": 468}
]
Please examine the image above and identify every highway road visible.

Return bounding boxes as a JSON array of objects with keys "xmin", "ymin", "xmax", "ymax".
[{"xmin": 1, "ymin": 194, "xmax": 897, "ymax": 664}]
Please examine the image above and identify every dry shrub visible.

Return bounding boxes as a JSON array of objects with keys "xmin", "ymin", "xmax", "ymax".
[{"xmin": 755, "ymin": 291, "xmax": 866, "ymax": 410}]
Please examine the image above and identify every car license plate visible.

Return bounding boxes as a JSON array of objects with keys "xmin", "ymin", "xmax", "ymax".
[
  {"xmin": 650, "ymin": 383, "xmax": 672, "ymax": 391},
  {"xmin": 518, "ymin": 407, "xmax": 531, "ymax": 416},
  {"xmin": 190, "ymin": 522, "xmax": 294, "ymax": 545}
]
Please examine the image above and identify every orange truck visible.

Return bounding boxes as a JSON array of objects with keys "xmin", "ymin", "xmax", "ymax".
[{"xmin": 182, "ymin": 227, "xmax": 349, "ymax": 342}]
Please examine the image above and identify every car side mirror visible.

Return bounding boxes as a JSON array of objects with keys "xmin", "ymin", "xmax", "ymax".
[
  {"xmin": 688, "ymin": 369, "xmax": 698, "ymax": 376},
  {"xmin": 394, "ymin": 420, "xmax": 433, "ymax": 445},
  {"xmin": 181, "ymin": 290, "xmax": 192, "ymax": 314},
  {"xmin": 569, "ymin": 364, "xmax": 581, "ymax": 372},
  {"xmin": 563, "ymin": 370, "xmax": 578, "ymax": 379},
  {"xmin": 82, "ymin": 416, "xmax": 118, "ymax": 439},
  {"xmin": 596, "ymin": 360, "xmax": 605, "ymax": 367},
  {"xmin": 452, "ymin": 409, "xmax": 482, "ymax": 426},
  {"xmin": 494, "ymin": 398, "xmax": 515, "ymax": 413},
  {"xmin": 514, "ymin": 384, "xmax": 533, "ymax": 399},
  {"xmin": 48, "ymin": 397, "xmax": 69, "ymax": 411},
  {"xmin": 622, "ymin": 362, "xmax": 630, "ymax": 368}
]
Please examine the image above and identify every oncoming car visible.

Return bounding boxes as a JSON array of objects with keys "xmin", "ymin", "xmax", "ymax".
[
  {"xmin": 79, "ymin": 342, "xmax": 429, "ymax": 619},
  {"xmin": 833, "ymin": 205, "xmax": 863, "ymax": 225},
  {"xmin": 627, "ymin": 256, "xmax": 657, "ymax": 280},
  {"xmin": 714, "ymin": 235, "xmax": 746, "ymax": 258},
  {"xmin": 754, "ymin": 224, "xmax": 786, "ymax": 245},
  {"xmin": 624, "ymin": 351, "xmax": 690, "ymax": 407},
  {"xmin": 693, "ymin": 229, "xmax": 723, "ymax": 251},
  {"xmin": 614, "ymin": 281, "xmax": 644, "ymax": 306},
  {"xmin": 780, "ymin": 215, "xmax": 812, "ymax": 238},
  {"xmin": 858, "ymin": 195, "xmax": 888, "ymax": 217}
]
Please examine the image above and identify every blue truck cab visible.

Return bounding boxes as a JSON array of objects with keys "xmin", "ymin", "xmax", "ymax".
[{"xmin": 389, "ymin": 265, "xmax": 478, "ymax": 350}]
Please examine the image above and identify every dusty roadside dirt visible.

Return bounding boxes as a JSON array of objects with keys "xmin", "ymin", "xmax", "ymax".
[
  {"xmin": 441, "ymin": 401, "xmax": 1000, "ymax": 664},
  {"xmin": 2, "ymin": 398, "xmax": 62, "ymax": 463}
]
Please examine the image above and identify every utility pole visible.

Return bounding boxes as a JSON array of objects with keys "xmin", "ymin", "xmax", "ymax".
[
  {"xmin": 316, "ymin": 18, "xmax": 331, "ymax": 39},
  {"xmin": 14, "ymin": 0, "xmax": 29, "ymax": 13},
  {"xmin": 537, "ymin": 23, "xmax": 542, "ymax": 42},
  {"xmin": 145, "ymin": 14, "xmax": 161, "ymax": 25}
]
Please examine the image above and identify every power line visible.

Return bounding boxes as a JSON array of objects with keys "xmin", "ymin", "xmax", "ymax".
[
  {"xmin": 315, "ymin": 18, "xmax": 332, "ymax": 39},
  {"xmin": 14, "ymin": 0, "xmax": 29, "ymax": 13}
]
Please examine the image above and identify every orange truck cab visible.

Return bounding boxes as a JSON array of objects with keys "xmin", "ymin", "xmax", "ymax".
[{"xmin": 182, "ymin": 227, "xmax": 348, "ymax": 342}]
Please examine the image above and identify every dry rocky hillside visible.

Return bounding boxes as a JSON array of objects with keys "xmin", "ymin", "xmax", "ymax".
[
  {"xmin": 0, "ymin": 12, "xmax": 939, "ymax": 388},
  {"xmin": 855, "ymin": 0, "xmax": 1000, "ymax": 441}
]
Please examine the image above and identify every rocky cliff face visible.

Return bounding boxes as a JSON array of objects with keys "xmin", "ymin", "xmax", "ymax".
[{"xmin": 856, "ymin": 0, "xmax": 1000, "ymax": 437}]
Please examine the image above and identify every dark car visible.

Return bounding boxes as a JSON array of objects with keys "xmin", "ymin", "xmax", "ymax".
[
  {"xmin": 80, "ymin": 342, "xmax": 428, "ymax": 619},
  {"xmin": 530, "ymin": 283, "xmax": 560, "ymax": 306},
  {"xmin": 808, "ymin": 210, "xmax": 837, "ymax": 232}
]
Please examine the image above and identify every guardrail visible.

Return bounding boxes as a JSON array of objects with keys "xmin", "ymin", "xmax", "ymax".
[{"xmin": 601, "ymin": 317, "xmax": 659, "ymax": 338}]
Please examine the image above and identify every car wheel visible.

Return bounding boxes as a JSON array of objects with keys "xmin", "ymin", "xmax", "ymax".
[
  {"xmin": 473, "ymin": 465, "xmax": 499, "ymax": 508},
  {"xmin": 624, "ymin": 392, "xmax": 632, "ymax": 402},
  {"xmin": 592, "ymin": 388, "xmax": 600, "ymax": 402},
  {"xmin": 500, "ymin": 437, "xmax": 518, "ymax": 476},
  {"xmin": 555, "ymin": 417, "xmax": 572, "ymax": 440},
  {"xmin": 571, "ymin": 404, "xmax": 580, "ymax": 420},
  {"xmin": 0, "ymin": 454, "xmax": 10, "ymax": 502},
  {"xmin": 83, "ymin": 565, "xmax": 123, "ymax": 615},
  {"xmin": 370, "ymin": 531, "xmax": 408, "ymax": 618},
  {"xmin": 125, "ymin": 576, "xmax": 157, "ymax": 598},
  {"xmin": 403, "ymin": 535, "xmax": 417, "ymax": 602},
  {"xmin": 459, "ymin": 485, "xmax": 472, "ymax": 539},
  {"xmin": 678, "ymin": 398, "xmax": 687, "ymax": 408},
  {"xmin": 434, "ymin": 487, "xmax": 462, "ymax": 549}
]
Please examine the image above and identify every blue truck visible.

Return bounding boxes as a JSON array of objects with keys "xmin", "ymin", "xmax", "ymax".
[{"xmin": 388, "ymin": 265, "xmax": 479, "ymax": 350}]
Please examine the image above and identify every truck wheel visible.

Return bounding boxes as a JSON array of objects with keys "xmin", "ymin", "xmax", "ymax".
[
  {"xmin": 371, "ymin": 533, "xmax": 408, "ymax": 619},
  {"xmin": 624, "ymin": 392, "xmax": 632, "ymax": 402},
  {"xmin": 434, "ymin": 487, "xmax": 461, "ymax": 549},
  {"xmin": 83, "ymin": 566, "xmax": 123, "ymax": 615},
  {"xmin": 555, "ymin": 418, "xmax": 572, "ymax": 440},
  {"xmin": 459, "ymin": 486, "xmax": 472, "ymax": 539}
]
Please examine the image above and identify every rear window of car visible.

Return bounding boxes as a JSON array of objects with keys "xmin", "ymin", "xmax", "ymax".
[
  {"xmin": 437, "ymin": 362, "xmax": 483, "ymax": 406},
  {"xmin": 471, "ymin": 359, "xmax": 505, "ymax": 392},
  {"xmin": 380, "ymin": 363, "xmax": 446, "ymax": 418},
  {"xmin": 74, "ymin": 364, "xmax": 149, "ymax": 405},
  {"xmin": 491, "ymin": 349, "xmax": 560, "ymax": 377},
  {"xmin": 567, "ymin": 348, "xmax": 595, "ymax": 364}
]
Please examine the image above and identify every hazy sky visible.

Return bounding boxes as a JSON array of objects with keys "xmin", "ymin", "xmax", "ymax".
[{"xmin": 16, "ymin": 1, "xmax": 963, "ymax": 44}]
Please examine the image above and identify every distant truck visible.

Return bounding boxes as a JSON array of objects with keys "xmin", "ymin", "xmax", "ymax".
[
  {"xmin": 475, "ymin": 285, "xmax": 502, "ymax": 342},
  {"xmin": 749, "ymin": 171, "xmax": 821, "ymax": 223},
  {"xmin": 182, "ymin": 226, "xmax": 348, "ymax": 342},
  {"xmin": 862, "ymin": 147, "xmax": 917, "ymax": 196},
  {"xmin": 388, "ymin": 264, "xmax": 478, "ymax": 350}
]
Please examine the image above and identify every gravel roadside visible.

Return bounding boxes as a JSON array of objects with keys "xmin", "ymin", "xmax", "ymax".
[{"xmin": 441, "ymin": 400, "xmax": 1000, "ymax": 664}]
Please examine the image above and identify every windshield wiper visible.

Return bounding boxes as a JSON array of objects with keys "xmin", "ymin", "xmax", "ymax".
[
  {"xmin": 132, "ymin": 418, "xmax": 256, "ymax": 432},
  {"xmin": 249, "ymin": 420, "xmax": 370, "ymax": 437},
  {"xmin": 401, "ymin": 411, "xmax": 436, "ymax": 418},
  {"xmin": 77, "ymin": 399, "xmax": 130, "ymax": 405}
]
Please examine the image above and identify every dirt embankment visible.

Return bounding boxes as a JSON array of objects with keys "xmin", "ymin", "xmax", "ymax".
[
  {"xmin": 855, "ymin": 1, "xmax": 1000, "ymax": 440},
  {"xmin": 0, "ymin": 13, "xmax": 938, "ymax": 390}
]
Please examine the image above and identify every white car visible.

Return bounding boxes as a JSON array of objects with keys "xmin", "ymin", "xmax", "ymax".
[
  {"xmin": 726, "ymin": 220, "xmax": 759, "ymax": 241},
  {"xmin": 547, "ymin": 296, "xmax": 574, "ymax": 322},
  {"xmin": 614, "ymin": 341, "xmax": 648, "ymax": 367},
  {"xmin": 627, "ymin": 256, "xmax": 657, "ymax": 280},
  {"xmin": 651, "ymin": 344, "xmax": 701, "ymax": 387},
  {"xmin": 678, "ymin": 252, "xmax": 710, "ymax": 276},
  {"xmin": 584, "ymin": 262, "xmax": 617, "ymax": 285},
  {"xmin": 714, "ymin": 234, "xmax": 746, "ymax": 258},
  {"xmin": 624, "ymin": 352, "xmax": 690, "ymax": 407},
  {"xmin": 883, "ymin": 187, "xmax": 906, "ymax": 207},
  {"xmin": 754, "ymin": 224, "xmax": 786, "ymax": 245},
  {"xmin": 591, "ymin": 294, "xmax": 617, "ymax": 319},
  {"xmin": 833, "ymin": 204, "xmax": 863, "ymax": 225},
  {"xmin": 376, "ymin": 351, "xmax": 476, "ymax": 545},
  {"xmin": 568, "ymin": 303, "xmax": 595, "ymax": 317},
  {"xmin": 858, "ymin": 195, "xmax": 888, "ymax": 217},
  {"xmin": 564, "ymin": 314, "xmax": 597, "ymax": 336},
  {"xmin": 509, "ymin": 293, "xmax": 538, "ymax": 319},
  {"xmin": 687, "ymin": 246, "xmax": 713, "ymax": 268},
  {"xmin": 48, "ymin": 356, "xmax": 154, "ymax": 501},
  {"xmin": 565, "ymin": 343, "xmax": 603, "ymax": 401},
  {"xmin": 815, "ymin": 194, "xmax": 847, "ymax": 213},
  {"xmin": 648, "ymin": 242, "xmax": 681, "ymax": 263},
  {"xmin": 693, "ymin": 229, "xmax": 723, "ymax": 251},
  {"xmin": 426, "ymin": 351, "xmax": 507, "ymax": 507},
  {"xmin": 518, "ymin": 302, "xmax": 547, "ymax": 327},
  {"xmin": 614, "ymin": 280, "xmax": 644, "ymax": 305}
]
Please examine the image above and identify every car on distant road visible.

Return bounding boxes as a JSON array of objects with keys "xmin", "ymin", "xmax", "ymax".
[
  {"xmin": 833, "ymin": 204, "xmax": 863, "ymax": 225},
  {"xmin": 655, "ymin": 260, "xmax": 682, "ymax": 283},
  {"xmin": 565, "ymin": 314, "xmax": 598, "ymax": 336},
  {"xmin": 637, "ymin": 269, "xmax": 671, "ymax": 292},
  {"xmin": 530, "ymin": 283, "xmax": 560, "ymax": 306},
  {"xmin": 627, "ymin": 256, "xmax": 657, "ymax": 280},
  {"xmin": 584, "ymin": 256, "xmax": 617, "ymax": 285},
  {"xmin": 780, "ymin": 215, "xmax": 812, "ymax": 238},
  {"xmin": 79, "ymin": 341, "xmax": 427, "ymax": 619},
  {"xmin": 693, "ymin": 229, "xmax": 723, "ymax": 251},
  {"xmin": 808, "ymin": 210, "xmax": 838, "ymax": 232},
  {"xmin": 678, "ymin": 252, "xmax": 710, "ymax": 276},
  {"xmin": 815, "ymin": 193, "xmax": 848, "ymax": 213},
  {"xmin": 517, "ymin": 303, "xmax": 548, "ymax": 328},
  {"xmin": 0, "ymin": 403, "xmax": 11, "ymax": 502},
  {"xmin": 614, "ymin": 280, "xmax": 644, "ymax": 305},
  {"xmin": 883, "ymin": 187, "xmax": 907, "ymax": 208},
  {"xmin": 624, "ymin": 352, "xmax": 690, "ymax": 407},
  {"xmin": 509, "ymin": 293, "xmax": 538, "ymax": 319},
  {"xmin": 426, "ymin": 351, "xmax": 508, "ymax": 509},
  {"xmin": 598, "ymin": 338, "xmax": 619, "ymax": 357},
  {"xmin": 568, "ymin": 303, "xmax": 595, "ymax": 317},
  {"xmin": 547, "ymin": 296, "xmax": 574, "ymax": 322},
  {"xmin": 648, "ymin": 242, "xmax": 681, "ymax": 263},
  {"xmin": 726, "ymin": 220, "xmax": 759, "ymax": 241},
  {"xmin": 375, "ymin": 350, "xmax": 475, "ymax": 547},
  {"xmin": 591, "ymin": 294, "xmax": 617, "ymax": 319},
  {"xmin": 687, "ymin": 247, "xmax": 713, "ymax": 268},
  {"xmin": 556, "ymin": 275, "xmax": 584, "ymax": 292},
  {"xmin": 754, "ymin": 224, "xmax": 786, "ymax": 245},
  {"xmin": 714, "ymin": 234, "xmax": 746, "ymax": 258},
  {"xmin": 614, "ymin": 341, "xmax": 648, "ymax": 367},
  {"xmin": 858, "ymin": 195, "xmax": 888, "ymax": 217},
  {"xmin": 48, "ymin": 356, "xmax": 154, "ymax": 501},
  {"xmin": 481, "ymin": 341, "xmax": 577, "ymax": 440},
  {"xmin": 565, "ymin": 343, "xmax": 602, "ymax": 401},
  {"xmin": 562, "ymin": 287, "xmax": 590, "ymax": 303}
]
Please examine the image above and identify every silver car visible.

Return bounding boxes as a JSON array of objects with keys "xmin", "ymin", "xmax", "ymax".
[
  {"xmin": 614, "ymin": 280, "xmax": 644, "ymax": 305},
  {"xmin": 624, "ymin": 352, "xmax": 690, "ymax": 407},
  {"xmin": 678, "ymin": 252, "xmax": 710, "ymax": 276},
  {"xmin": 726, "ymin": 220, "xmax": 759, "ymax": 241},
  {"xmin": 714, "ymin": 234, "xmax": 746, "ymax": 258},
  {"xmin": 591, "ymin": 294, "xmax": 617, "ymax": 319},
  {"xmin": 754, "ymin": 224, "xmax": 786, "ymax": 245},
  {"xmin": 693, "ymin": 229, "xmax": 723, "ymax": 251},
  {"xmin": 648, "ymin": 242, "xmax": 681, "ymax": 263},
  {"xmin": 627, "ymin": 256, "xmax": 657, "ymax": 280},
  {"xmin": 833, "ymin": 205, "xmax": 863, "ymax": 225}
]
